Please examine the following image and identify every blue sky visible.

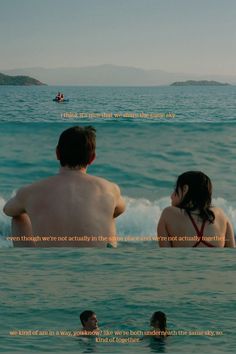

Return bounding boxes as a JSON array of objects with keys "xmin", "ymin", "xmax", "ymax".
[{"xmin": 0, "ymin": 0, "xmax": 235, "ymax": 75}]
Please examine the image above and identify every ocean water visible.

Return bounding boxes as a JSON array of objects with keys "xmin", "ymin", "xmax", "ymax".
[
  {"xmin": 1, "ymin": 248, "xmax": 235, "ymax": 353},
  {"xmin": 1, "ymin": 121, "xmax": 236, "ymax": 244},
  {"xmin": 0, "ymin": 85, "xmax": 236, "ymax": 123},
  {"xmin": 0, "ymin": 86, "xmax": 235, "ymax": 354}
]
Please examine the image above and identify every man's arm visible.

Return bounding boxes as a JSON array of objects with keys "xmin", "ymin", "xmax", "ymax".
[
  {"xmin": 113, "ymin": 184, "xmax": 126, "ymax": 218},
  {"xmin": 3, "ymin": 189, "xmax": 26, "ymax": 217},
  {"xmin": 4, "ymin": 189, "xmax": 34, "ymax": 245},
  {"xmin": 157, "ymin": 208, "xmax": 172, "ymax": 247},
  {"xmin": 224, "ymin": 219, "xmax": 235, "ymax": 248}
]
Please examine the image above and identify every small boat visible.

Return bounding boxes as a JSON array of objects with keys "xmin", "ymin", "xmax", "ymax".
[{"xmin": 53, "ymin": 98, "xmax": 69, "ymax": 103}]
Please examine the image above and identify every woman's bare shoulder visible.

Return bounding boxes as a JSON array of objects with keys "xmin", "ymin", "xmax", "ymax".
[
  {"xmin": 211, "ymin": 206, "xmax": 228, "ymax": 220},
  {"xmin": 161, "ymin": 206, "xmax": 184, "ymax": 217}
]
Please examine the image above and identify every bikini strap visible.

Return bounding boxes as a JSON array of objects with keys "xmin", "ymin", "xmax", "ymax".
[
  {"xmin": 187, "ymin": 211, "xmax": 205, "ymax": 237},
  {"xmin": 187, "ymin": 211, "xmax": 215, "ymax": 247},
  {"xmin": 186, "ymin": 211, "xmax": 214, "ymax": 247}
]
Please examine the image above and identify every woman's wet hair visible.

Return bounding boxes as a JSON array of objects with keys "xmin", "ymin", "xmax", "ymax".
[
  {"xmin": 175, "ymin": 171, "xmax": 215, "ymax": 223},
  {"xmin": 150, "ymin": 311, "xmax": 167, "ymax": 331}
]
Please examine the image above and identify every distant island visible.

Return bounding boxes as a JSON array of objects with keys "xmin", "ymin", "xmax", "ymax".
[
  {"xmin": 171, "ymin": 80, "xmax": 230, "ymax": 86},
  {"xmin": 0, "ymin": 73, "xmax": 46, "ymax": 85}
]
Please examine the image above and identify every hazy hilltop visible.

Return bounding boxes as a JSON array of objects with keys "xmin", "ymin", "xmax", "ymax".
[
  {"xmin": 2, "ymin": 65, "xmax": 236, "ymax": 86},
  {"xmin": 0, "ymin": 72, "xmax": 45, "ymax": 85}
]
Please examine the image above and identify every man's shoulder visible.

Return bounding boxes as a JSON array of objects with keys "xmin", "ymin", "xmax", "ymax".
[
  {"xmin": 18, "ymin": 176, "xmax": 57, "ymax": 194},
  {"xmin": 88, "ymin": 174, "xmax": 118, "ymax": 191}
]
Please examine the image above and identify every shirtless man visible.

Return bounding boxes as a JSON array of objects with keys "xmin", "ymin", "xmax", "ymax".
[{"xmin": 3, "ymin": 126, "xmax": 125, "ymax": 247}]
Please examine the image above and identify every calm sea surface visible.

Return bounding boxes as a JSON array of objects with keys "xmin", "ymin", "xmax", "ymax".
[
  {"xmin": 1, "ymin": 249, "xmax": 235, "ymax": 353},
  {"xmin": 0, "ymin": 85, "xmax": 236, "ymax": 123},
  {"xmin": 0, "ymin": 86, "xmax": 235, "ymax": 353}
]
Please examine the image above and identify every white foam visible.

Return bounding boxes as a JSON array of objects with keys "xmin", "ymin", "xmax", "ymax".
[
  {"xmin": 117, "ymin": 196, "xmax": 170, "ymax": 236},
  {"xmin": 0, "ymin": 195, "xmax": 235, "ymax": 248},
  {"xmin": 0, "ymin": 196, "xmax": 12, "ymax": 248},
  {"xmin": 212, "ymin": 197, "xmax": 236, "ymax": 231},
  {"xmin": 117, "ymin": 196, "xmax": 236, "ymax": 237}
]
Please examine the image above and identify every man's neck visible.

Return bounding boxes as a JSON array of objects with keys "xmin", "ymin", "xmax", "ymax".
[
  {"xmin": 59, "ymin": 166, "xmax": 87, "ymax": 174},
  {"xmin": 82, "ymin": 326, "xmax": 98, "ymax": 332}
]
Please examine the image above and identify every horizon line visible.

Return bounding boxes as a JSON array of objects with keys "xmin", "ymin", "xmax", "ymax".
[{"xmin": 1, "ymin": 65, "xmax": 236, "ymax": 78}]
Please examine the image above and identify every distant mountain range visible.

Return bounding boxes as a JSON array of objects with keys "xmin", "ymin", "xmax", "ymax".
[
  {"xmin": 0, "ymin": 72, "xmax": 45, "ymax": 86},
  {"xmin": 2, "ymin": 65, "xmax": 236, "ymax": 86}
]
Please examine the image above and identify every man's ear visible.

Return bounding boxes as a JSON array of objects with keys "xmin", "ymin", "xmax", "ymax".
[
  {"xmin": 88, "ymin": 153, "xmax": 96, "ymax": 165},
  {"xmin": 56, "ymin": 146, "xmax": 60, "ymax": 160}
]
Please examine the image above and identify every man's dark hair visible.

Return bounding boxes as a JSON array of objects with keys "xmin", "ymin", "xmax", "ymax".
[
  {"xmin": 80, "ymin": 310, "xmax": 95, "ymax": 326},
  {"xmin": 57, "ymin": 126, "xmax": 96, "ymax": 168}
]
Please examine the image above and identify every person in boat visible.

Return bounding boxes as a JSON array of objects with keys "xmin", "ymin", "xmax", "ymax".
[
  {"xmin": 55, "ymin": 92, "xmax": 61, "ymax": 101},
  {"xmin": 157, "ymin": 171, "xmax": 235, "ymax": 247},
  {"xmin": 3, "ymin": 126, "xmax": 125, "ymax": 247}
]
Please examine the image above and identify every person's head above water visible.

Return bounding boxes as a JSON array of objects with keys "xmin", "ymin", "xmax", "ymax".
[
  {"xmin": 56, "ymin": 126, "xmax": 96, "ymax": 169},
  {"xmin": 171, "ymin": 171, "xmax": 215, "ymax": 223},
  {"xmin": 150, "ymin": 311, "xmax": 167, "ymax": 331},
  {"xmin": 80, "ymin": 310, "xmax": 98, "ymax": 331}
]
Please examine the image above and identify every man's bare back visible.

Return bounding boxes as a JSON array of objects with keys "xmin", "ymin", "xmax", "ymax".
[
  {"xmin": 4, "ymin": 168, "xmax": 125, "ymax": 247},
  {"xmin": 4, "ymin": 126, "xmax": 126, "ymax": 247}
]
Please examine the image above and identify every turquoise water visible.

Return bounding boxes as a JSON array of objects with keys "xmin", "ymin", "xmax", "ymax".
[
  {"xmin": 1, "ymin": 249, "xmax": 235, "ymax": 353},
  {"xmin": 1, "ymin": 122, "xmax": 236, "ymax": 243},
  {"xmin": 0, "ymin": 86, "xmax": 235, "ymax": 353},
  {"xmin": 0, "ymin": 85, "xmax": 236, "ymax": 123}
]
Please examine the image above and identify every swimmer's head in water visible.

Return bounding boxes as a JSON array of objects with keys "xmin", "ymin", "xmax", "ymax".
[
  {"xmin": 80, "ymin": 310, "xmax": 98, "ymax": 330},
  {"xmin": 57, "ymin": 126, "xmax": 96, "ymax": 168},
  {"xmin": 150, "ymin": 311, "xmax": 167, "ymax": 331},
  {"xmin": 173, "ymin": 171, "xmax": 215, "ymax": 223}
]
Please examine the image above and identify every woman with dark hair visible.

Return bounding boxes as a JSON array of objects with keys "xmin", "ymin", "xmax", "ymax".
[
  {"xmin": 157, "ymin": 171, "xmax": 235, "ymax": 247},
  {"xmin": 150, "ymin": 311, "xmax": 167, "ymax": 332}
]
